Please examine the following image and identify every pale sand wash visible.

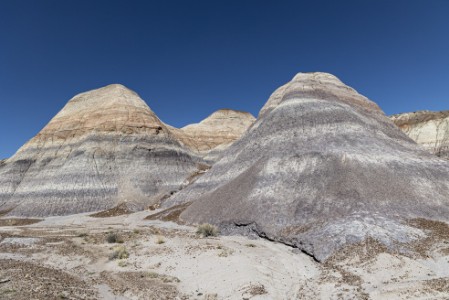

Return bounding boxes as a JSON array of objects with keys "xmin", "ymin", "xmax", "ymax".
[
  {"xmin": 391, "ymin": 110, "xmax": 449, "ymax": 160},
  {"xmin": 0, "ymin": 211, "xmax": 448, "ymax": 299},
  {"xmin": 165, "ymin": 72, "xmax": 449, "ymax": 262}
]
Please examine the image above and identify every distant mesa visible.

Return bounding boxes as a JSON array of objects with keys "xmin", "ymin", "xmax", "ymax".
[
  {"xmin": 391, "ymin": 110, "xmax": 449, "ymax": 160},
  {"xmin": 165, "ymin": 72, "xmax": 449, "ymax": 261},
  {"xmin": 171, "ymin": 109, "xmax": 255, "ymax": 161}
]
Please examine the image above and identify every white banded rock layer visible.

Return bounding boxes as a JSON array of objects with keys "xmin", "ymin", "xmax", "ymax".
[
  {"xmin": 170, "ymin": 109, "xmax": 255, "ymax": 161},
  {"xmin": 0, "ymin": 84, "xmax": 203, "ymax": 217},
  {"xmin": 165, "ymin": 72, "xmax": 449, "ymax": 261},
  {"xmin": 391, "ymin": 110, "xmax": 449, "ymax": 159}
]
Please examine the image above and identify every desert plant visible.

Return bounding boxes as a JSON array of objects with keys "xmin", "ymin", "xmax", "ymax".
[
  {"xmin": 162, "ymin": 275, "xmax": 181, "ymax": 283},
  {"xmin": 0, "ymin": 289, "xmax": 16, "ymax": 295},
  {"xmin": 218, "ymin": 248, "xmax": 234, "ymax": 257},
  {"xmin": 155, "ymin": 235, "xmax": 165, "ymax": 244},
  {"xmin": 110, "ymin": 245, "xmax": 129, "ymax": 260},
  {"xmin": 106, "ymin": 233, "xmax": 118, "ymax": 243},
  {"xmin": 196, "ymin": 223, "xmax": 219, "ymax": 237},
  {"xmin": 248, "ymin": 284, "xmax": 267, "ymax": 296},
  {"xmin": 106, "ymin": 232, "xmax": 124, "ymax": 243},
  {"xmin": 146, "ymin": 272, "xmax": 180, "ymax": 283},
  {"xmin": 117, "ymin": 260, "xmax": 128, "ymax": 267},
  {"xmin": 147, "ymin": 272, "xmax": 160, "ymax": 279}
]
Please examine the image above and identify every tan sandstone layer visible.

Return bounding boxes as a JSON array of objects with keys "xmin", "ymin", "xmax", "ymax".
[
  {"xmin": 391, "ymin": 110, "xmax": 449, "ymax": 160},
  {"xmin": 169, "ymin": 109, "xmax": 255, "ymax": 161}
]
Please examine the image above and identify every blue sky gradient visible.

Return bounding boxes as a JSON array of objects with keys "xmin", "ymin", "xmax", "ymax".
[{"xmin": 1, "ymin": 0, "xmax": 448, "ymax": 158}]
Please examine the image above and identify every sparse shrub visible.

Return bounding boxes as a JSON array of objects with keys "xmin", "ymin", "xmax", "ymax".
[
  {"xmin": 1, "ymin": 289, "xmax": 16, "ymax": 295},
  {"xmin": 146, "ymin": 272, "xmax": 180, "ymax": 283},
  {"xmin": 248, "ymin": 284, "xmax": 267, "ymax": 296},
  {"xmin": 77, "ymin": 232, "xmax": 88, "ymax": 238},
  {"xmin": 110, "ymin": 245, "xmax": 129, "ymax": 260},
  {"xmin": 133, "ymin": 229, "xmax": 140, "ymax": 234},
  {"xmin": 162, "ymin": 276, "xmax": 181, "ymax": 283},
  {"xmin": 196, "ymin": 223, "xmax": 219, "ymax": 237},
  {"xmin": 155, "ymin": 235, "xmax": 165, "ymax": 244},
  {"xmin": 218, "ymin": 248, "xmax": 234, "ymax": 257},
  {"xmin": 147, "ymin": 272, "xmax": 160, "ymax": 279},
  {"xmin": 106, "ymin": 232, "xmax": 124, "ymax": 243},
  {"xmin": 106, "ymin": 233, "xmax": 118, "ymax": 243},
  {"xmin": 117, "ymin": 260, "xmax": 128, "ymax": 267},
  {"xmin": 246, "ymin": 243, "xmax": 256, "ymax": 248}
]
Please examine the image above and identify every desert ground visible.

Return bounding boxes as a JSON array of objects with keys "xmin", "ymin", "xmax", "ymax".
[{"xmin": 0, "ymin": 210, "xmax": 448, "ymax": 300}]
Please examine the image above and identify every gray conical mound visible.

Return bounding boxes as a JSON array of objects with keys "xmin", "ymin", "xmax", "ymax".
[
  {"xmin": 165, "ymin": 72, "xmax": 449, "ymax": 261},
  {"xmin": 0, "ymin": 84, "xmax": 203, "ymax": 217}
]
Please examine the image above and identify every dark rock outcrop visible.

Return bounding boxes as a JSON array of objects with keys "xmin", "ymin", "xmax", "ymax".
[{"xmin": 165, "ymin": 72, "xmax": 449, "ymax": 261}]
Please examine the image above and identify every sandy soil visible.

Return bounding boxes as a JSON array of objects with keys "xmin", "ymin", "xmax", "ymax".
[{"xmin": 0, "ymin": 211, "xmax": 448, "ymax": 299}]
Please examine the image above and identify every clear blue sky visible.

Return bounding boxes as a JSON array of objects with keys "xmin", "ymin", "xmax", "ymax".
[{"xmin": 1, "ymin": 0, "xmax": 448, "ymax": 159}]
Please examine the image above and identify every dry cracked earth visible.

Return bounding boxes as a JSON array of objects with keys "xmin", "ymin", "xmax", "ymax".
[{"xmin": 0, "ymin": 210, "xmax": 448, "ymax": 300}]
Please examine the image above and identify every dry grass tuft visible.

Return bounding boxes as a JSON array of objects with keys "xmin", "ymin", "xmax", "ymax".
[
  {"xmin": 110, "ymin": 246, "xmax": 129, "ymax": 260},
  {"xmin": 196, "ymin": 224, "xmax": 219, "ymax": 237}
]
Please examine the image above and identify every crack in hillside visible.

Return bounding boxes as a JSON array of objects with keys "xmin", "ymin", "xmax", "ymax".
[
  {"xmin": 232, "ymin": 222, "xmax": 320, "ymax": 263},
  {"xmin": 92, "ymin": 149, "xmax": 108, "ymax": 198}
]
